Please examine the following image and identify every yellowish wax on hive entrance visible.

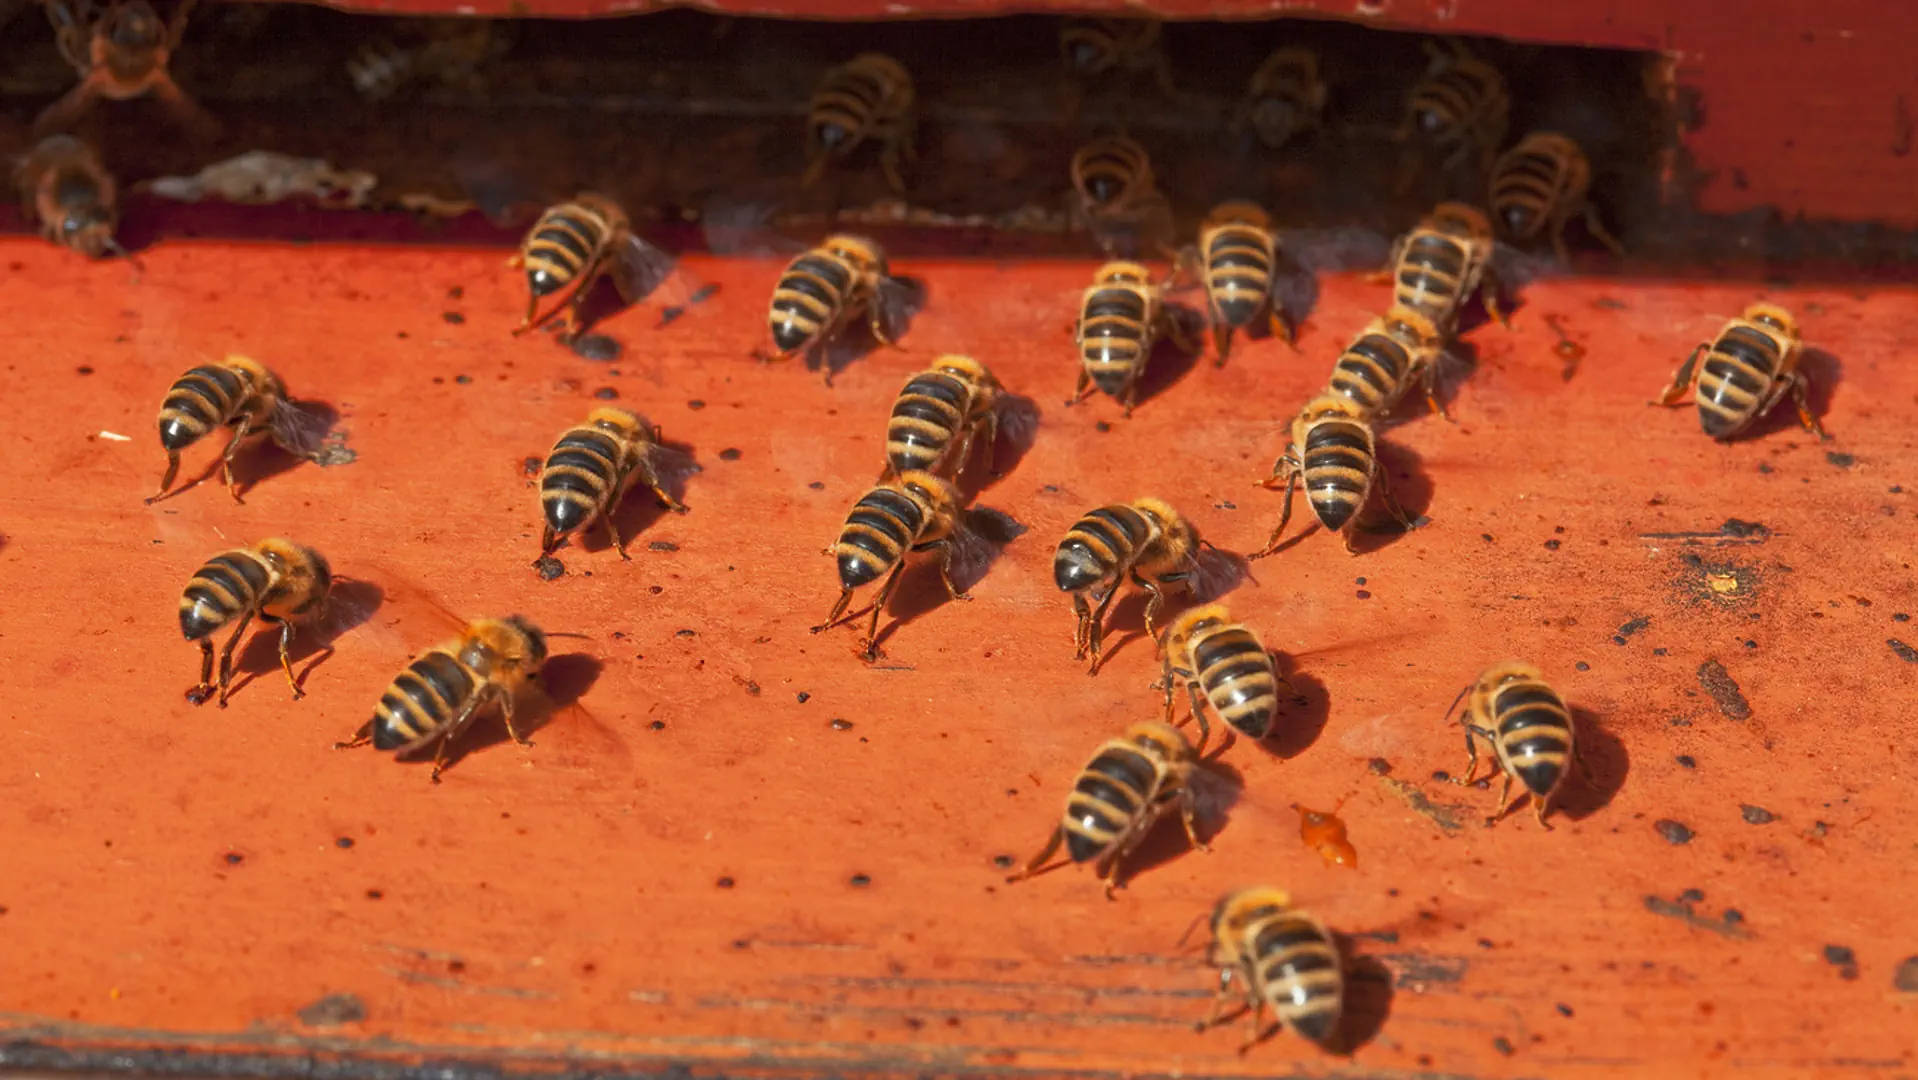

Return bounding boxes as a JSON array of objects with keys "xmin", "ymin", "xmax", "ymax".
[{"xmin": 1707, "ymin": 573, "xmax": 1740, "ymax": 595}]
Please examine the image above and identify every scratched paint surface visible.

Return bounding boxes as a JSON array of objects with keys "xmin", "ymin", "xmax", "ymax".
[{"xmin": 1, "ymin": 238, "xmax": 1915, "ymax": 1078}]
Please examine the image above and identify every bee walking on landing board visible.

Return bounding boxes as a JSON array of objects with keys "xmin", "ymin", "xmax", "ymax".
[
  {"xmin": 1489, "ymin": 131, "xmax": 1624, "ymax": 263},
  {"xmin": 17, "ymin": 135, "xmax": 128, "ymax": 260},
  {"xmin": 178, "ymin": 538, "xmax": 332, "ymax": 707},
  {"xmin": 1157, "ymin": 603, "xmax": 1293, "ymax": 750},
  {"xmin": 536, "ymin": 407, "xmax": 688, "ymax": 563},
  {"xmin": 1325, "ymin": 306, "xmax": 1448, "ymax": 422},
  {"xmin": 883, "ymin": 356, "xmax": 1002, "ymax": 482},
  {"xmin": 1194, "ymin": 886, "xmax": 1344, "ymax": 1052},
  {"xmin": 509, "ymin": 193, "xmax": 675, "ymax": 343},
  {"xmin": 1446, "ymin": 661, "xmax": 1589, "ymax": 829},
  {"xmin": 146, "ymin": 354, "xmax": 324, "ymax": 505},
  {"xmin": 1651, "ymin": 303, "xmax": 1827, "ymax": 442},
  {"xmin": 335, "ymin": 615, "xmax": 548, "ymax": 783},
  {"xmin": 1250, "ymin": 394, "xmax": 1410, "ymax": 559},
  {"xmin": 802, "ymin": 52, "xmax": 916, "ymax": 194},
  {"xmin": 1053, "ymin": 497, "xmax": 1201, "ymax": 672},
  {"xmin": 758, "ymin": 233, "xmax": 912, "ymax": 384},
  {"xmin": 1234, "ymin": 47, "xmax": 1326, "ymax": 151},
  {"xmin": 1006, "ymin": 719, "xmax": 1207, "ymax": 899},
  {"xmin": 811, "ymin": 470, "xmax": 970, "ymax": 661},
  {"xmin": 37, "ymin": 0, "xmax": 219, "ymax": 138},
  {"xmin": 1375, "ymin": 201, "xmax": 1503, "ymax": 337},
  {"xmin": 1070, "ymin": 260, "xmax": 1192, "ymax": 416},
  {"xmin": 1171, "ymin": 200, "xmax": 1293, "ymax": 364}
]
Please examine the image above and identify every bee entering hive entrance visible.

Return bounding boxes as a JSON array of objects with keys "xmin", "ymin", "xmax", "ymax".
[{"xmin": 0, "ymin": 7, "xmax": 1670, "ymax": 263}]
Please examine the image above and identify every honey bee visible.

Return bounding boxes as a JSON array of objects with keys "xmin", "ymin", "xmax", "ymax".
[
  {"xmin": 1395, "ymin": 38, "xmax": 1509, "ymax": 178},
  {"xmin": 1250, "ymin": 394, "xmax": 1407, "ymax": 559},
  {"xmin": 1325, "ymin": 306, "xmax": 1448, "ymax": 421},
  {"xmin": 334, "ymin": 615, "xmax": 548, "ymax": 783},
  {"xmin": 1005, "ymin": 719, "xmax": 1206, "ymax": 899},
  {"xmin": 1069, "ymin": 135, "xmax": 1171, "ymax": 257},
  {"xmin": 17, "ymin": 135, "xmax": 127, "ymax": 260},
  {"xmin": 1379, "ymin": 202, "xmax": 1503, "ymax": 336},
  {"xmin": 146, "ymin": 354, "xmax": 320, "ymax": 505},
  {"xmin": 1196, "ymin": 886, "xmax": 1344, "ymax": 1051},
  {"xmin": 1488, "ymin": 131, "xmax": 1624, "ymax": 263},
  {"xmin": 811, "ymin": 470, "xmax": 969, "ymax": 661},
  {"xmin": 1158, "ymin": 603, "xmax": 1292, "ymax": 750},
  {"xmin": 1174, "ymin": 200, "xmax": 1292, "ymax": 364},
  {"xmin": 508, "ymin": 193, "xmax": 675, "ymax": 342},
  {"xmin": 1446, "ymin": 661, "xmax": 1583, "ymax": 828},
  {"xmin": 1652, "ymin": 304, "xmax": 1826, "ymax": 441},
  {"xmin": 1058, "ymin": 17, "xmax": 1175, "ymax": 117},
  {"xmin": 884, "ymin": 355, "xmax": 1002, "ymax": 481},
  {"xmin": 1235, "ymin": 48, "xmax": 1326, "ymax": 151},
  {"xmin": 178, "ymin": 538, "xmax": 332, "ymax": 707},
  {"xmin": 757, "ymin": 233, "xmax": 911, "ymax": 383},
  {"xmin": 1054, "ymin": 498, "xmax": 1200, "ymax": 671},
  {"xmin": 537, "ymin": 407, "xmax": 689, "ymax": 563},
  {"xmin": 1071, "ymin": 260, "xmax": 1191, "ymax": 416},
  {"xmin": 346, "ymin": 19, "xmax": 506, "ymax": 103},
  {"xmin": 36, "ymin": 0, "xmax": 218, "ymax": 139},
  {"xmin": 801, "ymin": 53, "xmax": 916, "ymax": 194}
]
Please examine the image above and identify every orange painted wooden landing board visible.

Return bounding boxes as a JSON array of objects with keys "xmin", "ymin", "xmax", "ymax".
[{"xmin": 1, "ymin": 236, "xmax": 1916, "ymax": 1079}]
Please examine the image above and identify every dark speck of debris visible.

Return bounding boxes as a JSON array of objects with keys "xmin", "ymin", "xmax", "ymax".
[
  {"xmin": 296, "ymin": 993, "xmax": 367, "ymax": 1026},
  {"xmin": 1740, "ymin": 804, "xmax": 1775, "ymax": 824},
  {"xmin": 1430, "ymin": 770, "xmax": 1451, "ymax": 783},
  {"xmin": 675, "ymin": 629, "xmax": 696, "ymax": 638},
  {"xmin": 796, "ymin": 691, "xmax": 811, "ymax": 703},
  {"xmin": 1654, "ymin": 819, "xmax": 1694, "ymax": 845},
  {"xmin": 1888, "ymin": 639, "xmax": 1918, "ymax": 663},
  {"xmin": 1493, "ymin": 1036, "xmax": 1515, "ymax": 1056},
  {"xmin": 1614, "ymin": 615, "xmax": 1651, "ymax": 644},
  {"xmin": 1356, "ymin": 589, "xmax": 1372, "ymax": 600},
  {"xmin": 447, "ymin": 286, "xmax": 464, "ymax": 299},
  {"xmin": 224, "ymin": 852, "xmax": 245, "ymax": 865},
  {"xmin": 1214, "ymin": 500, "xmax": 1236, "ymax": 510},
  {"xmin": 1544, "ymin": 539, "xmax": 1561, "ymax": 551},
  {"xmin": 1696, "ymin": 659, "xmax": 1752, "ymax": 720},
  {"xmin": 1095, "ymin": 421, "xmax": 1111, "ymax": 433},
  {"xmin": 1556, "ymin": 1003, "xmax": 1574, "ymax": 1018},
  {"xmin": 1575, "ymin": 661, "xmax": 1590, "ymax": 672},
  {"xmin": 442, "ymin": 311, "xmax": 465, "ymax": 325},
  {"xmin": 1824, "ymin": 944, "xmax": 1858, "ymax": 975},
  {"xmin": 1654, "ymin": 647, "xmax": 1668, "ymax": 656},
  {"xmin": 1744, "ymin": 639, "xmax": 1758, "ymax": 649},
  {"xmin": 1757, "ymin": 462, "xmax": 1774, "ymax": 473},
  {"xmin": 649, "ymin": 720, "xmax": 665, "ymax": 731},
  {"xmin": 1675, "ymin": 755, "xmax": 1696, "ymax": 769},
  {"xmin": 76, "ymin": 365, "xmax": 93, "ymax": 375},
  {"xmin": 831, "ymin": 718, "xmax": 854, "ymax": 731},
  {"xmin": 1895, "ymin": 957, "xmax": 1918, "ymax": 992},
  {"xmin": 1826, "ymin": 451, "xmax": 1855, "ymax": 468},
  {"xmin": 593, "ymin": 387, "xmax": 619, "ymax": 400},
  {"xmin": 365, "ymin": 889, "xmax": 383, "ymax": 900},
  {"xmin": 1481, "ymin": 533, "xmax": 1494, "ymax": 543},
  {"xmin": 1720, "ymin": 518, "xmax": 1769, "ymax": 538},
  {"xmin": 454, "ymin": 374, "xmax": 473, "ymax": 385},
  {"xmin": 1477, "ymin": 938, "xmax": 1495, "ymax": 950},
  {"xmin": 688, "ymin": 399, "xmax": 706, "ymax": 410},
  {"xmin": 1355, "ymin": 577, "xmax": 1367, "ymax": 586},
  {"xmin": 571, "ymin": 333, "xmax": 622, "ymax": 361},
  {"xmin": 809, "ymin": 481, "xmax": 825, "ymax": 490},
  {"xmin": 715, "ymin": 877, "xmax": 734, "ymax": 889},
  {"xmin": 648, "ymin": 585, "xmax": 663, "ymax": 595},
  {"xmin": 522, "ymin": 456, "xmax": 542, "ymax": 476},
  {"xmin": 649, "ymin": 541, "xmax": 679, "ymax": 553},
  {"xmin": 311, "ymin": 432, "xmax": 358, "ymax": 468},
  {"xmin": 1723, "ymin": 908, "xmax": 1743, "ymax": 924},
  {"xmin": 1679, "ymin": 888, "xmax": 1705, "ymax": 903},
  {"xmin": 335, "ymin": 837, "xmax": 354, "ymax": 849},
  {"xmin": 849, "ymin": 873, "xmax": 871, "ymax": 887},
  {"xmin": 992, "ymin": 854, "xmax": 1015, "ymax": 869},
  {"xmin": 1368, "ymin": 757, "xmax": 1391, "ymax": 775},
  {"xmin": 1895, "ymin": 613, "xmax": 1911, "ymax": 623},
  {"xmin": 533, "ymin": 555, "xmax": 564, "ymax": 580},
  {"xmin": 719, "ymin": 448, "xmax": 743, "ymax": 461}
]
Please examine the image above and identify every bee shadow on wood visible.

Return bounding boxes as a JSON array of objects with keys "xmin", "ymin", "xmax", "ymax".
[
  {"xmin": 1270, "ymin": 258, "xmax": 1321, "ymax": 344},
  {"xmin": 222, "ymin": 399, "xmax": 340, "ymax": 500},
  {"xmin": 1349, "ymin": 439, "xmax": 1434, "ymax": 556},
  {"xmin": 422, "ymin": 652, "xmax": 606, "ymax": 774},
  {"xmin": 1551, "ymin": 704, "xmax": 1629, "ymax": 822},
  {"xmin": 1258, "ymin": 664, "xmax": 1330, "ymax": 761},
  {"xmin": 582, "ymin": 438, "xmax": 698, "ymax": 558},
  {"xmin": 228, "ymin": 578, "xmax": 385, "ymax": 700},
  {"xmin": 1328, "ymin": 944, "xmax": 1394, "ymax": 1055},
  {"xmin": 1116, "ymin": 757, "xmax": 1245, "ymax": 892},
  {"xmin": 815, "ymin": 274, "xmax": 928, "ymax": 385},
  {"xmin": 956, "ymin": 391, "xmax": 1041, "ymax": 502},
  {"xmin": 1744, "ymin": 345, "xmax": 1841, "ymax": 442},
  {"xmin": 1124, "ymin": 309, "xmax": 1205, "ymax": 410},
  {"xmin": 866, "ymin": 505, "xmax": 1025, "ymax": 657}
]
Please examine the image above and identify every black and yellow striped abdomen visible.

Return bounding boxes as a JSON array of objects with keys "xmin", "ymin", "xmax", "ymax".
[
  {"xmin": 1488, "ymin": 675, "xmax": 1574, "ymax": 797},
  {"xmin": 1300, "ymin": 418, "xmax": 1375, "ymax": 532},
  {"xmin": 1407, "ymin": 56, "xmax": 1505, "ymax": 147},
  {"xmin": 1054, "ymin": 503, "xmax": 1151, "ymax": 593},
  {"xmin": 809, "ymin": 58, "xmax": 901, "ymax": 151},
  {"xmin": 832, "ymin": 486, "xmax": 926, "ymax": 589},
  {"xmin": 1079, "ymin": 284, "xmax": 1152, "ymax": 394},
  {"xmin": 885, "ymin": 371, "xmax": 969, "ymax": 476},
  {"xmin": 1192, "ymin": 627, "xmax": 1279, "ymax": 740},
  {"xmin": 1329, "ymin": 332, "xmax": 1414, "ymax": 415},
  {"xmin": 371, "ymin": 649, "xmax": 478, "ymax": 752},
  {"xmin": 769, "ymin": 251, "xmax": 854, "ymax": 354},
  {"xmin": 1204, "ymin": 225, "xmax": 1274, "ymax": 329},
  {"xmin": 178, "ymin": 549, "xmax": 271, "ymax": 641},
  {"xmin": 521, "ymin": 204, "xmax": 611, "ymax": 299},
  {"xmin": 1062, "ymin": 743, "xmax": 1158, "ymax": 862},
  {"xmin": 1393, "ymin": 233, "xmax": 1469, "ymax": 327},
  {"xmin": 1489, "ymin": 141, "xmax": 1569, "ymax": 239},
  {"xmin": 1072, "ymin": 138, "xmax": 1149, "ymax": 206},
  {"xmin": 158, "ymin": 363, "xmax": 252, "ymax": 452},
  {"xmin": 1245, "ymin": 908, "xmax": 1344, "ymax": 1046},
  {"xmin": 539, "ymin": 425, "xmax": 631, "ymax": 537},
  {"xmin": 1696, "ymin": 325, "xmax": 1784, "ymax": 439}
]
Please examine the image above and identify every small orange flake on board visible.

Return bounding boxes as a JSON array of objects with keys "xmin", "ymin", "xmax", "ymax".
[{"xmin": 1293, "ymin": 800, "xmax": 1357, "ymax": 869}]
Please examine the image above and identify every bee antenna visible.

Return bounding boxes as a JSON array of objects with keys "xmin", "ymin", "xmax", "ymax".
[{"xmin": 1173, "ymin": 910, "xmax": 1211, "ymax": 951}]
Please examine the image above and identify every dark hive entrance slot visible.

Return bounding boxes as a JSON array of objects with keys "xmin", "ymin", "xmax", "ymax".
[{"xmin": 0, "ymin": 8, "xmax": 1666, "ymax": 260}]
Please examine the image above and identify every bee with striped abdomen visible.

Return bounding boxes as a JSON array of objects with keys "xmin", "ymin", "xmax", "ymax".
[
  {"xmin": 802, "ymin": 53, "xmax": 916, "ymax": 194},
  {"xmin": 18, "ymin": 135, "xmax": 127, "ymax": 260},
  {"xmin": 1446, "ymin": 661, "xmax": 1583, "ymax": 828},
  {"xmin": 757, "ymin": 233, "xmax": 911, "ymax": 384},
  {"xmin": 884, "ymin": 356, "xmax": 1002, "ymax": 482},
  {"xmin": 1069, "ymin": 135, "xmax": 1171, "ymax": 257},
  {"xmin": 1071, "ymin": 260, "xmax": 1190, "ymax": 416},
  {"xmin": 146, "ymin": 354, "xmax": 321, "ymax": 505},
  {"xmin": 1006, "ymin": 719, "xmax": 1206, "ymax": 899},
  {"xmin": 1325, "ymin": 306, "xmax": 1448, "ymax": 421},
  {"xmin": 811, "ymin": 470, "xmax": 969, "ymax": 661},
  {"xmin": 536, "ymin": 407, "xmax": 688, "ymax": 563},
  {"xmin": 178, "ymin": 538, "xmax": 332, "ymax": 707},
  {"xmin": 1235, "ymin": 48, "xmax": 1326, "ymax": 151},
  {"xmin": 1489, "ymin": 131, "xmax": 1624, "ymax": 263},
  {"xmin": 1652, "ymin": 304, "xmax": 1826, "ymax": 442},
  {"xmin": 508, "ymin": 193, "xmax": 675, "ymax": 342},
  {"xmin": 1196, "ymin": 886, "xmax": 1344, "ymax": 1051},
  {"xmin": 1054, "ymin": 497, "xmax": 1201, "ymax": 672},
  {"xmin": 1158, "ymin": 603, "xmax": 1292, "ymax": 750},
  {"xmin": 335, "ymin": 614, "xmax": 548, "ymax": 783},
  {"xmin": 1058, "ymin": 18, "xmax": 1175, "ymax": 119},
  {"xmin": 37, "ymin": 0, "xmax": 218, "ymax": 138},
  {"xmin": 1379, "ymin": 202, "xmax": 1503, "ymax": 336},
  {"xmin": 1175, "ymin": 200, "xmax": 1292, "ymax": 364},
  {"xmin": 1250, "ymin": 394, "xmax": 1407, "ymax": 559},
  {"xmin": 1394, "ymin": 38, "xmax": 1508, "ymax": 180}
]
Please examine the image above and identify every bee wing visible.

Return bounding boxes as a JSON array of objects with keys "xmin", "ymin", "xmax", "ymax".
[
  {"xmin": 870, "ymin": 272, "xmax": 925, "ymax": 343},
  {"xmin": 1486, "ymin": 237, "xmax": 1560, "ymax": 290},
  {"xmin": 521, "ymin": 677, "xmax": 637, "ymax": 785},
  {"xmin": 948, "ymin": 506, "xmax": 1027, "ymax": 589},
  {"xmin": 697, "ymin": 197, "xmax": 808, "ymax": 259},
  {"xmin": 1279, "ymin": 227, "xmax": 1393, "ymax": 274},
  {"xmin": 268, "ymin": 397, "xmax": 336, "ymax": 459}
]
